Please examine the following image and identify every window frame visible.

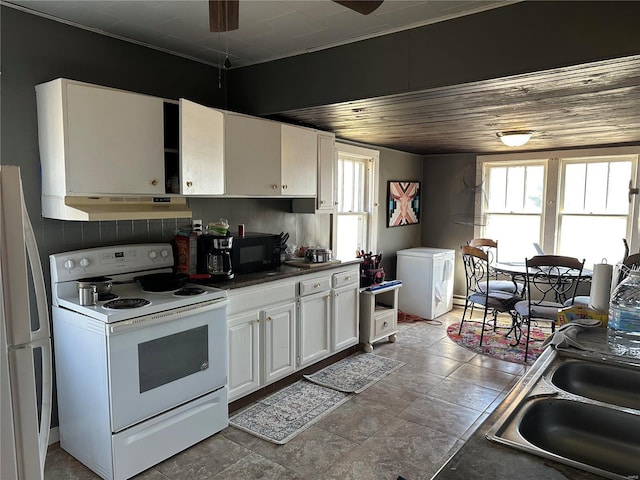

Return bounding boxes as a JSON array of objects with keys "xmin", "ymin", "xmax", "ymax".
[
  {"xmin": 333, "ymin": 142, "xmax": 379, "ymax": 260},
  {"xmin": 476, "ymin": 146, "xmax": 640, "ymax": 264}
]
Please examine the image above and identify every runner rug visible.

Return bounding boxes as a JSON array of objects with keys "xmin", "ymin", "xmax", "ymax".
[
  {"xmin": 447, "ymin": 319, "xmax": 548, "ymax": 364},
  {"xmin": 303, "ymin": 352, "xmax": 405, "ymax": 393},
  {"xmin": 229, "ymin": 353, "xmax": 404, "ymax": 444}
]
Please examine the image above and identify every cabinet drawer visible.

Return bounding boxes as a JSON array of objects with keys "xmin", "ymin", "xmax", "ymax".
[
  {"xmin": 332, "ymin": 270, "xmax": 359, "ymax": 289},
  {"xmin": 299, "ymin": 276, "xmax": 331, "ymax": 296},
  {"xmin": 228, "ymin": 282, "xmax": 295, "ymax": 316},
  {"xmin": 373, "ymin": 310, "xmax": 396, "ymax": 338}
]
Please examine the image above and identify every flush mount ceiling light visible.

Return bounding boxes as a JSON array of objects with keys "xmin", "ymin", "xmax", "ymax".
[{"xmin": 496, "ymin": 130, "xmax": 535, "ymax": 147}]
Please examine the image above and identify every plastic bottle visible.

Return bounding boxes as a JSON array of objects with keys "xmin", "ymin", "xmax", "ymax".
[{"xmin": 608, "ymin": 270, "xmax": 640, "ymax": 357}]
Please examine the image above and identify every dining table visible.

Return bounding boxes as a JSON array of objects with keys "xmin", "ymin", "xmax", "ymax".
[{"xmin": 494, "ymin": 261, "xmax": 593, "ymax": 286}]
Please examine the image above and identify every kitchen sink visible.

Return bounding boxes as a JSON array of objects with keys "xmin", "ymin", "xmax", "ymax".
[
  {"xmin": 551, "ymin": 359, "xmax": 640, "ymax": 410},
  {"xmin": 487, "ymin": 348, "xmax": 640, "ymax": 480}
]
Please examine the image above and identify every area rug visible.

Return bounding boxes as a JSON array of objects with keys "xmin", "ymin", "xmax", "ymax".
[
  {"xmin": 447, "ymin": 320, "xmax": 549, "ymax": 364},
  {"xmin": 303, "ymin": 352, "xmax": 405, "ymax": 393},
  {"xmin": 229, "ymin": 380, "xmax": 351, "ymax": 445}
]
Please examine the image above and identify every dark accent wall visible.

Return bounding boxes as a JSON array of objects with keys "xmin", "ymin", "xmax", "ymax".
[
  {"xmin": 421, "ymin": 154, "xmax": 477, "ymax": 298},
  {"xmin": 228, "ymin": 1, "xmax": 640, "ymax": 115}
]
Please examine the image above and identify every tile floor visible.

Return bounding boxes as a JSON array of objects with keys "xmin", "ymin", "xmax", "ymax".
[{"xmin": 44, "ymin": 307, "xmax": 529, "ymax": 480}]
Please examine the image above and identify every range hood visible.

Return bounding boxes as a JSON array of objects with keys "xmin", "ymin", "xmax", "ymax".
[{"xmin": 42, "ymin": 195, "xmax": 192, "ymax": 221}]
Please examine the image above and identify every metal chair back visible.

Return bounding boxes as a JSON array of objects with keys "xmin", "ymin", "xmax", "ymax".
[{"xmin": 525, "ymin": 255, "xmax": 585, "ymax": 310}]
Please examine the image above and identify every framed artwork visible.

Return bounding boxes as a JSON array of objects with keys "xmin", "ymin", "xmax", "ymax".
[{"xmin": 387, "ymin": 181, "xmax": 421, "ymax": 227}]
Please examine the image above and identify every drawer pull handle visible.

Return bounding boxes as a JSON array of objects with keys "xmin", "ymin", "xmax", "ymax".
[
  {"xmin": 315, "ymin": 283, "xmax": 321, "ymax": 288},
  {"xmin": 383, "ymin": 321, "xmax": 388, "ymax": 328},
  {"xmin": 267, "ymin": 316, "xmax": 272, "ymax": 322},
  {"xmin": 186, "ymin": 181, "xmax": 193, "ymax": 187},
  {"xmin": 151, "ymin": 179, "xmax": 158, "ymax": 186},
  {"xmin": 346, "ymin": 276, "xmax": 351, "ymax": 280}
]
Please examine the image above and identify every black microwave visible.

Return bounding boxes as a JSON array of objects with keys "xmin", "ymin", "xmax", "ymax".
[{"xmin": 231, "ymin": 232, "xmax": 281, "ymax": 274}]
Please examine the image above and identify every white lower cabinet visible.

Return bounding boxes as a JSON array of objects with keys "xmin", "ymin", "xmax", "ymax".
[
  {"xmin": 298, "ymin": 289, "xmax": 331, "ymax": 368},
  {"xmin": 263, "ymin": 302, "xmax": 297, "ymax": 384},
  {"xmin": 227, "ymin": 311, "xmax": 261, "ymax": 400},
  {"xmin": 332, "ymin": 282, "xmax": 360, "ymax": 351},
  {"xmin": 227, "ymin": 264, "xmax": 360, "ymax": 402}
]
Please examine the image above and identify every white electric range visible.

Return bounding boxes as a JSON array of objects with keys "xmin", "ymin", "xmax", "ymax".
[{"xmin": 50, "ymin": 243, "xmax": 229, "ymax": 480}]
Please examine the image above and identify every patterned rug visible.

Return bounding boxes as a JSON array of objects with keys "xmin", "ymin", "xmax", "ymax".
[
  {"xmin": 230, "ymin": 353, "xmax": 405, "ymax": 444},
  {"xmin": 303, "ymin": 353, "xmax": 405, "ymax": 393},
  {"xmin": 447, "ymin": 319, "xmax": 549, "ymax": 364},
  {"xmin": 229, "ymin": 381, "xmax": 351, "ymax": 444},
  {"xmin": 398, "ymin": 310, "xmax": 444, "ymax": 325}
]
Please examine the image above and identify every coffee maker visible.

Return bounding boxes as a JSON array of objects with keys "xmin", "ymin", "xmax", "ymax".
[{"xmin": 197, "ymin": 233, "xmax": 234, "ymax": 280}]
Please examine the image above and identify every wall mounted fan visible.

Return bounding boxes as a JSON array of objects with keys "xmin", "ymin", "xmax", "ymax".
[{"xmin": 209, "ymin": 0, "xmax": 384, "ymax": 32}]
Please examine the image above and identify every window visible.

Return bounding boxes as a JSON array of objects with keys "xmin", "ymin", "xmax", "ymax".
[
  {"xmin": 334, "ymin": 143, "xmax": 379, "ymax": 260},
  {"xmin": 477, "ymin": 147, "xmax": 640, "ymax": 268}
]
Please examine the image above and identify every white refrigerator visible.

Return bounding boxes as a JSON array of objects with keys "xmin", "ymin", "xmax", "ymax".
[
  {"xmin": 396, "ymin": 247, "xmax": 455, "ymax": 319},
  {"xmin": 0, "ymin": 166, "xmax": 53, "ymax": 480}
]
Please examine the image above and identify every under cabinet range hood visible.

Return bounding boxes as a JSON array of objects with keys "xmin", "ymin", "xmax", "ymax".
[{"xmin": 42, "ymin": 195, "xmax": 192, "ymax": 221}]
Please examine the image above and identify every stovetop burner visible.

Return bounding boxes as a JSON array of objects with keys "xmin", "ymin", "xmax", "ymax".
[
  {"xmin": 173, "ymin": 287, "xmax": 206, "ymax": 296},
  {"xmin": 103, "ymin": 298, "xmax": 151, "ymax": 310},
  {"xmin": 98, "ymin": 293, "xmax": 119, "ymax": 302}
]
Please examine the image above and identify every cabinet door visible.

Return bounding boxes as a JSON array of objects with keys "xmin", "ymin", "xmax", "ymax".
[
  {"xmin": 227, "ymin": 311, "xmax": 261, "ymax": 401},
  {"xmin": 225, "ymin": 113, "xmax": 280, "ymax": 196},
  {"xmin": 332, "ymin": 284, "xmax": 360, "ymax": 351},
  {"xmin": 65, "ymin": 82, "xmax": 165, "ymax": 195},
  {"xmin": 180, "ymin": 99, "xmax": 224, "ymax": 195},
  {"xmin": 317, "ymin": 133, "xmax": 336, "ymax": 212},
  {"xmin": 298, "ymin": 291, "xmax": 331, "ymax": 367},
  {"xmin": 281, "ymin": 125, "xmax": 317, "ymax": 196},
  {"xmin": 263, "ymin": 302, "xmax": 296, "ymax": 384}
]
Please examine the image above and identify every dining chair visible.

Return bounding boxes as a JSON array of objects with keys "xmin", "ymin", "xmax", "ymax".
[
  {"xmin": 514, "ymin": 255, "xmax": 585, "ymax": 362},
  {"xmin": 460, "ymin": 246, "xmax": 522, "ymax": 346},
  {"xmin": 468, "ymin": 238, "xmax": 524, "ymax": 295}
]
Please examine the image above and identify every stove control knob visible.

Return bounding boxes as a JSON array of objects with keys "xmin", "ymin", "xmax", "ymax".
[
  {"xmin": 80, "ymin": 258, "xmax": 90, "ymax": 268},
  {"xmin": 160, "ymin": 249, "xmax": 170, "ymax": 258},
  {"xmin": 63, "ymin": 259, "xmax": 75, "ymax": 270},
  {"xmin": 148, "ymin": 251, "xmax": 158, "ymax": 259}
]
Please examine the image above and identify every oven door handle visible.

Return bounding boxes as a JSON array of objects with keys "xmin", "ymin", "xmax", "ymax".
[{"xmin": 108, "ymin": 298, "xmax": 228, "ymax": 335}]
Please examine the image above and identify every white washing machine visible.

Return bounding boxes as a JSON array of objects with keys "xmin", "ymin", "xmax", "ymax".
[{"xmin": 396, "ymin": 247, "xmax": 455, "ymax": 319}]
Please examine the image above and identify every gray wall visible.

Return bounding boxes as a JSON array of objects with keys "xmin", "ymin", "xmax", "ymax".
[
  {"xmin": 375, "ymin": 146, "xmax": 424, "ymax": 278},
  {"xmin": 421, "ymin": 154, "xmax": 477, "ymax": 298}
]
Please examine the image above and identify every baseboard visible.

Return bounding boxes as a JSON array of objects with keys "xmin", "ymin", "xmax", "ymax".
[{"xmin": 453, "ymin": 295, "xmax": 466, "ymax": 307}]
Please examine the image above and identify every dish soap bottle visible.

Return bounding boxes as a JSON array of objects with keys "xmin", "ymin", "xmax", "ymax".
[{"xmin": 608, "ymin": 270, "xmax": 640, "ymax": 357}]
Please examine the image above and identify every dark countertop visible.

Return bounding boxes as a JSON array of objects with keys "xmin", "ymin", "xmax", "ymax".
[
  {"xmin": 431, "ymin": 328, "xmax": 622, "ymax": 480},
  {"xmin": 198, "ymin": 259, "xmax": 362, "ymax": 290}
]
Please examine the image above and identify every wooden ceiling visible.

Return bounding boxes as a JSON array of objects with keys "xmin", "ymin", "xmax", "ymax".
[{"xmin": 275, "ymin": 55, "xmax": 640, "ymax": 155}]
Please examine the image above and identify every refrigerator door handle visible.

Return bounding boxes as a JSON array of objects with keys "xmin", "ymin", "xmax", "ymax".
[
  {"xmin": 9, "ymin": 339, "xmax": 52, "ymax": 479},
  {"xmin": 21, "ymin": 176, "xmax": 53, "ymax": 476},
  {"xmin": 21, "ymin": 192, "xmax": 51, "ymax": 341}
]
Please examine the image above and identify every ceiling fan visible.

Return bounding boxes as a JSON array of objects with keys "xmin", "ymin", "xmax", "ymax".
[{"xmin": 209, "ymin": 0, "xmax": 384, "ymax": 32}]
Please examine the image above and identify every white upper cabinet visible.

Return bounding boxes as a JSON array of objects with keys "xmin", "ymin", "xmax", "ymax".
[
  {"xmin": 225, "ymin": 113, "xmax": 281, "ymax": 196},
  {"xmin": 179, "ymin": 99, "xmax": 225, "ymax": 195},
  {"xmin": 37, "ymin": 78, "xmax": 165, "ymax": 196},
  {"xmin": 316, "ymin": 132, "xmax": 336, "ymax": 212},
  {"xmin": 281, "ymin": 124, "xmax": 317, "ymax": 196},
  {"xmin": 225, "ymin": 113, "xmax": 318, "ymax": 197}
]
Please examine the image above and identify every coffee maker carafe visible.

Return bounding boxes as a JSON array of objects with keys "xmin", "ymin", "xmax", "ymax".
[{"xmin": 197, "ymin": 233, "xmax": 234, "ymax": 280}]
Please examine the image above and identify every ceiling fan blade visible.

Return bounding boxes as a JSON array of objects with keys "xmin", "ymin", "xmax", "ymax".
[
  {"xmin": 332, "ymin": 0, "xmax": 383, "ymax": 15},
  {"xmin": 209, "ymin": 0, "xmax": 239, "ymax": 32}
]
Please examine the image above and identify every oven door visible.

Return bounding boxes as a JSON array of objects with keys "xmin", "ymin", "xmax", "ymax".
[{"xmin": 106, "ymin": 299, "xmax": 228, "ymax": 432}]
